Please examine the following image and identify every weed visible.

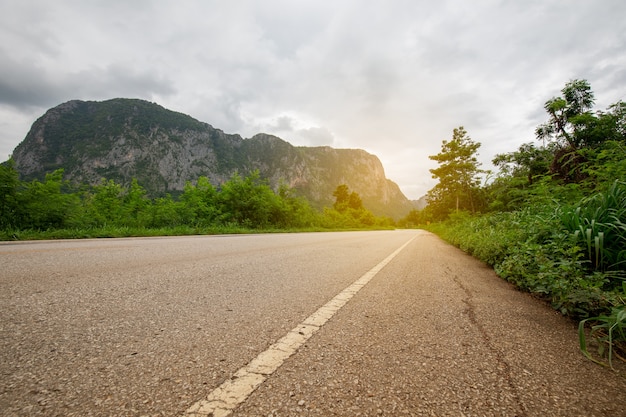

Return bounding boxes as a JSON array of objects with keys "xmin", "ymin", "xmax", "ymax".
[{"xmin": 579, "ymin": 303, "xmax": 626, "ymax": 370}]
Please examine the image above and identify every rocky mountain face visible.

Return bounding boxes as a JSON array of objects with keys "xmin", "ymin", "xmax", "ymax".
[{"xmin": 10, "ymin": 99, "xmax": 413, "ymax": 218}]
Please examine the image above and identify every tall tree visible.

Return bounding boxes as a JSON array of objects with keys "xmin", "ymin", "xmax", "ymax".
[
  {"xmin": 534, "ymin": 79, "xmax": 626, "ymax": 183},
  {"xmin": 0, "ymin": 159, "xmax": 21, "ymax": 229},
  {"xmin": 332, "ymin": 184, "xmax": 363, "ymax": 212},
  {"xmin": 428, "ymin": 127, "xmax": 483, "ymax": 218},
  {"xmin": 535, "ymin": 79, "xmax": 595, "ymax": 150}
]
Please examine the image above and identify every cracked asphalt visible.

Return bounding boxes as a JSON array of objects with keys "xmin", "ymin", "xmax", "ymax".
[{"xmin": 1, "ymin": 230, "xmax": 625, "ymax": 416}]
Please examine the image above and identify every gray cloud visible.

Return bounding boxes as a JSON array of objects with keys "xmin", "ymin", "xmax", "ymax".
[
  {"xmin": 0, "ymin": 55, "xmax": 62, "ymax": 108},
  {"xmin": 1, "ymin": 0, "xmax": 625, "ymax": 198},
  {"xmin": 0, "ymin": 57, "xmax": 174, "ymax": 109},
  {"xmin": 298, "ymin": 126, "xmax": 335, "ymax": 147}
]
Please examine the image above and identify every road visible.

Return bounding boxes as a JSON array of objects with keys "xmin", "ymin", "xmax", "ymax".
[{"xmin": 1, "ymin": 230, "xmax": 624, "ymax": 416}]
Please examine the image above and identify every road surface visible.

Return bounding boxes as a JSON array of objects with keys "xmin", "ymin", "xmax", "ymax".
[{"xmin": 1, "ymin": 230, "xmax": 624, "ymax": 416}]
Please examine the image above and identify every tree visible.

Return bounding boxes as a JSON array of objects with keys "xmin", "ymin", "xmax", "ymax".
[
  {"xmin": 87, "ymin": 179, "xmax": 125, "ymax": 226},
  {"xmin": 534, "ymin": 80, "xmax": 626, "ymax": 183},
  {"xmin": 0, "ymin": 159, "xmax": 20, "ymax": 229},
  {"xmin": 276, "ymin": 182, "xmax": 319, "ymax": 228},
  {"xmin": 122, "ymin": 179, "xmax": 150, "ymax": 227},
  {"xmin": 325, "ymin": 184, "xmax": 380, "ymax": 228},
  {"xmin": 332, "ymin": 184, "xmax": 363, "ymax": 212},
  {"xmin": 492, "ymin": 142, "xmax": 553, "ymax": 184},
  {"xmin": 535, "ymin": 80, "xmax": 597, "ymax": 182},
  {"xmin": 535, "ymin": 79, "xmax": 595, "ymax": 150},
  {"xmin": 399, "ymin": 208, "xmax": 432, "ymax": 227},
  {"xmin": 149, "ymin": 194, "xmax": 184, "ymax": 228},
  {"xmin": 180, "ymin": 176, "xmax": 219, "ymax": 226},
  {"xmin": 19, "ymin": 169, "xmax": 77, "ymax": 229},
  {"xmin": 427, "ymin": 126, "xmax": 483, "ymax": 218},
  {"xmin": 218, "ymin": 170, "xmax": 281, "ymax": 227}
]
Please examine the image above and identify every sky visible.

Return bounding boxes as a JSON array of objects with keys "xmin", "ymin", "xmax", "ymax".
[{"xmin": 1, "ymin": 1, "xmax": 625, "ymax": 199}]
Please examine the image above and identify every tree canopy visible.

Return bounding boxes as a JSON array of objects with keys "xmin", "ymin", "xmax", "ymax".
[{"xmin": 426, "ymin": 126, "xmax": 484, "ymax": 219}]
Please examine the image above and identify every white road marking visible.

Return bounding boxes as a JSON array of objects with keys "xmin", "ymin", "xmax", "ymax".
[{"xmin": 184, "ymin": 235, "xmax": 417, "ymax": 417}]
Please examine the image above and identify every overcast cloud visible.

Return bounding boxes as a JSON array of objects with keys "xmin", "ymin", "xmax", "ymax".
[{"xmin": 1, "ymin": 0, "xmax": 625, "ymax": 198}]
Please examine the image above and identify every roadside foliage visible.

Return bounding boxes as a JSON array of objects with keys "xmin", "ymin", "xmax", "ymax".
[
  {"xmin": 407, "ymin": 79, "xmax": 625, "ymax": 367},
  {"xmin": 0, "ymin": 164, "xmax": 391, "ymax": 238}
]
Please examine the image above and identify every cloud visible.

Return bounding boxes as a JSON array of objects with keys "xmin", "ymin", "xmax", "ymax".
[
  {"xmin": 0, "ymin": 54, "xmax": 63, "ymax": 109},
  {"xmin": 1, "ymin": 0, "xmax": 625, "ymax": 198},
  {"xmin": 298, "ymin": 126, "xmax": 335, "ymax": 147},
  {"xmin": 0, "ymin": 57, "xmax": 175, "ymax": 110},
  {"xmin": 251, "ymin": 114, "xmax": 335, "ymax": 147}
]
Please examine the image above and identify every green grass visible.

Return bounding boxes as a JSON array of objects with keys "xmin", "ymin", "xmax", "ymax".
[
  {"xmin": 0, "ymin": 224, "xmax": 394, "ymax": 241},
  {"xmin": 560, "ymin": 180, "xmax": 626, "ymax": 285},
  {"xmin": 579, "ymin": 303, "xmax": 626, "ymax": 370},
  {"xmin": 0, "ymin": 225, "xmax": 257, "ymax": 240}
]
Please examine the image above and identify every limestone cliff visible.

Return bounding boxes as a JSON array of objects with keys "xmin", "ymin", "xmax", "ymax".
[{"xmin": 11, "ymin": 99, "xmax": 413, "ymax": 218}]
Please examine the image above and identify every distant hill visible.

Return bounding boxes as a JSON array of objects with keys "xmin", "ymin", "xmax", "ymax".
[
  {"xmin": 411, "ymin": 196, "xmax": 429, "ymax": 211},
  {"xmin": 10, "ymin": 98, "xmax": 414, "ymax": 218}
]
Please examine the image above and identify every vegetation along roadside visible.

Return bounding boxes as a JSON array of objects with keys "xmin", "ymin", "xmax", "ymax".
[
  {"xmin": 0, "ymin": 164, "xmax": 394, "ymax": 240},
  {"xmin": 401, "ymin": 79, "xmax": 625, "ymax": 371}
]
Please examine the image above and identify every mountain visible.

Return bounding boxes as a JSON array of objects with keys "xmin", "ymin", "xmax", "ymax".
[
  {"xmin": 10, "ymin": 98, "xmax": 413, "ymax": 218},
  {"xmin": 411, "ymin": 196, "xmax": 429, "ymax": 211}
]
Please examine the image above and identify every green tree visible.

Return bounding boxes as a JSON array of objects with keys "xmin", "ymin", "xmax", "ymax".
[
  {"xmin": 0, "ymin": 159, "xmax": 21, "ymax": 229},
  {"xmin": 88, "ymin": 179, "xmax": 125, "ymax": 226},
  {"xmin": 122, "ymin": 179, "xmax": 150, "ymax": 227},
  {"xmin": 275, "ymin": 182, "xmax": 318, "ymax": 228},
  {"xmin": 580, "ymin": 140, "xmax": 626, "ymax": 188},
  {"xmin": 487, "ymin": 143, "xmax": 555, "ymax": 211},
  {"xmin": 20, "ymin": 169, "xmax": 77, "ymax": 229},
  {"xmin": 332, "ymin": 184, "xmax": 363, "ymax": 212},
  {"xmin": 326, "ymin": 184, "xmax": 380, "ymax": 228},
  {"xmin": 179, "ymin": 176, "xmax": 219, "ymax": 226},
  {"xmin": 535, "ymin": 80, "xmax": 626, "ymax": 184},
  {"xmin": 149, "ymin": 194, "xmax": 184, "ymax": 228},
  {"xmin": 492, "ymin": 142, "xmax": 553, "ymax": 184},
  {"xmin": 535, "ymin": 79, "xmax": 596, "ymax": 150},
  {"xmin": 218, "ymin": 170, "xmax": 281, "ymax": 227},
  {"xmin": 427, "ymin": 127, "xmax": 484, "ymax": 218}
]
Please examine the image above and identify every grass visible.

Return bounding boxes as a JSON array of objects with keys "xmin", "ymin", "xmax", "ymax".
[
  {"xmin": 1, "ymin": 225, "xmax": 245, "ymax": 240},
  {"xmin": 560, "ymin": 180, "xmax": 626, "ymax": 282},
  {"xmin": 0, "ymin": 224, "xmax": 395, "ymax": 241},
  {"xmin": 579, "ymin": 303, "xmax": 626, "ymax": 370}
]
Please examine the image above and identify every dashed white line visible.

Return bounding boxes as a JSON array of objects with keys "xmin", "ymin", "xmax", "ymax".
[{"xmin": 184, "ymin": 235, "xmax": 417, "ymax": 417}]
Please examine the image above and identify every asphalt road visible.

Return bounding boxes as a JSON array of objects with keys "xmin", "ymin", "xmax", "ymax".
[{"xmin": 1, "ymin": 230, "xmax": 625, "ymax": 416}]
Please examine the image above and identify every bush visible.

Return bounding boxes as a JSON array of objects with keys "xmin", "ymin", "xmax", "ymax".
[
  {"xmin": 1, "ymin": 167, "xmax": 392, "ymax": 236},
  {"xmin": 428, "ymin": 197, "xmax": 624, "ymax": 319}
]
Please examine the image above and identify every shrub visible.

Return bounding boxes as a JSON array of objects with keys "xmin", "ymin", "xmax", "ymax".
[{"xmin": 560, "ymin": 180, "xmax": 626, "ymax": 290}]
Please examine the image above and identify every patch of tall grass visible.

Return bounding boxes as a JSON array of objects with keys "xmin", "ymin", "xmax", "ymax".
[
  {"xmin": 579, "ymin": 303, "xmax": 626, "ymax": 370},
  {"xmin": 560, "ymin": 180, "xmax": 626, "ymax": 287}
]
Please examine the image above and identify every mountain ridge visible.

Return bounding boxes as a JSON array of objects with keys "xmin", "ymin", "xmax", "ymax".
[{"xmin": 10, "ymin": 98, "xmax": 413, "ymax": 218}]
